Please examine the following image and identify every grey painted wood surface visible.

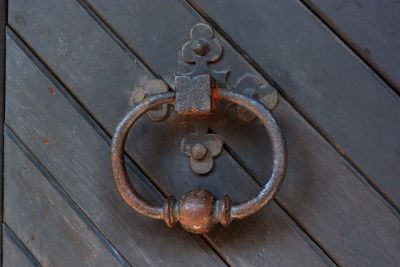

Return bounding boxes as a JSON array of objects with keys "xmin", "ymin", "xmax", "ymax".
[
  {"xmin": 189, "ymin": 0, "xmax": 400, "ymax": 209},
  {"xmin": 5, "ymin": 35, "xmax": 228, "ymax": 267},
  {"xmin": 303, "ymin": 0, "xmax": 400, "ymax": 92},
  {"xmin": 27, "ymin": 0, "xmax": 398, "ymax": 265},
  {"xmin": 0, "ymin": 0, "xmax": 6, "ymax": 261},
  {"xmin": 4, "ymin": 136, "xmax": 121, "ymax": 267},
  {"xmin": 214, "ymin": 97, "xmax": 400, "ymax": 266},
  {"xmin": 4, "ymin": 0, "xmax": 400, "ymax": 266},
  {"xmin": 3, "ymin": 227, "xmax": 38, "ymax": 267},
  {"xmin": 5, "ymin": 31, "xmax": 329, "ymax": 266}
]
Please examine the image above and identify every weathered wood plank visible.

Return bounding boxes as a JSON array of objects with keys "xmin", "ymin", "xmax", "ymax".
[
  {"xmin": 188, "ymin": 0, "xmax": 400, "ymax": 209},
  {"xmin": 3, "ymin": 238, "xmax": 36, "ymax": 267},
  {"xmin": 3, "ymin": 226, "xmax": 39, "ymax": 267},
  {"xmin": 29, "ymin": 0, "xmax": 400, "ymax": 266},
  {"xmin": 5, "ymin": 35, "xmax": 228, "ymax": 267},
  {"xmin": 4, "ymin": 136, "xmax": 121, "ymax": 267},
  {"xmin": 214, "ymin": 97, "xmax": 400, "ymax": 267},
  {"xmin": 303, "ymin": 0, "xmax": 400, "ymax": 92},
  {"xmin": 5, "ymin": 30, "xmax": 328, "ymax": 266},
  {"xmin": 0, "ymin": 0, "xmax": 6, "ymax": 261}
]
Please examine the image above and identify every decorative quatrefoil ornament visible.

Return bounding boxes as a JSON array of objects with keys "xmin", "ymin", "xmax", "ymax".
[
  {"xmin": 180, "ymin": 133, "xmax": 223, "ymax": 175},
  {"xmin": 180, "ymin": 23, "xmax": 228, "ymax": 86}
]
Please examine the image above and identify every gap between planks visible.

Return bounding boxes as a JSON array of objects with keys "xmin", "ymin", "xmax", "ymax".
[
  {"xmin": 182, "ymin": 0, "xmax": 400, "ymax": 214},
  {"xmin": 6, "ymin": 26, "xmax": 232, "ymax": 267},
  {"xmin": 221, "ymin": 141, "xmax": 338, "ymax": 266},
  {"xmin": 4, "ymin": 125, "xmax": 133, "ymax": 267},
  {"xmin": 299, "ymin": 0, "xmax": 400, "ymax": 95},
  {"xmin": 3, "ymin": 223, "xmax": 42, "ymax": 267},
  {"xmin": 1, "ymin": 0, "xmax": 8, "ymax": 265},
  {"xmin": 76, "ymin": 0, "xmax": 163, "ymax": 82}
]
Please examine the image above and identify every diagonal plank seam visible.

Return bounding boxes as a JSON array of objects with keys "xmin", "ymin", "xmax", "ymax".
[
  {"xmin": 299, "ymin": 0, "xmax": 400, "ymax": 95},
  {"xmin": 76, "ymin": 0, "xmax": 164, "ymax": 82},
  {"xmin": 183, "ymin": 0, "xmax": 400, "ymax": 213},
  {"xmin": 1, "ymin": 0, "xmax": 8, "ymax": 265},
  {"xmin": 5, "ymin": 126, "xmax": 133, "ymax": 267},
  {"xmin": 6, "ymin": 26, "xmax": 232, "ymax": 267},
  {"xmin": 5, "ymin": 26, "xmax": 168, "ymax": 209},
  {"xmin": 221, "ymin": 141, "xmax": 339, "ymax": 266},
  {"xmin": 75, "ymin": 1, "xmax": 339, "ymax": 263},
  {"xmin": 5, "ymin": 26, "xmax": 166, "ymax": 201},
  {"xmin": 3, "ymin": 223, "xmax": 42, "ymax": 267},
  {"xmin": 217, "ymin": 133, "xmax": 339, "ymax": 266}
]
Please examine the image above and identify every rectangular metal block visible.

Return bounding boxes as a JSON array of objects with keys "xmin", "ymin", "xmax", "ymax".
[{"xmin": 175, "ymin": 74, "xmax": 211, "ymax": 114}]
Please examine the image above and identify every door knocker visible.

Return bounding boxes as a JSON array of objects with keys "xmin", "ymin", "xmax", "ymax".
[{"xmin": 111, "ymin": 23, "xmax": 287, "ymax": 234}]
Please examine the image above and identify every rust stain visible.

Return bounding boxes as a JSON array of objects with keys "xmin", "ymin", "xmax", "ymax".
[
  {"xmin": 211, "ymin": 86, "xmax": 220, "ymax": 111},
  {"xmin": 31, "ymin": 234, "xmax": 35, "ymax": 240},
  {"xmin": 49, "ymin": 87, "xmax": 56, "ymax": 96},
  {"xmin": 363, "ymin": 48, "xmax": 371, "ymax": 57},
  {"xmin": 43, "ymin": 139, "xmax": 49, "ymax": 145}
]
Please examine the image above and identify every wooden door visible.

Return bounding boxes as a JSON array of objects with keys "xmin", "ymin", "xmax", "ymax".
[{"xmin": 2, "ymin": 1, "xmax": 399, "ymax": 266}]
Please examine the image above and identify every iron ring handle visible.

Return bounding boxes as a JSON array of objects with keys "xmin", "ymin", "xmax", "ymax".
[{"xmin": 111, "ymin": 89, "xmax": 287, "ymax": 234}]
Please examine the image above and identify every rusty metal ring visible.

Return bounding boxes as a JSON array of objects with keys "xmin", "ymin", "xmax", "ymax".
[{"xmin": 111, "ymin": 89, "xmax": 286, "ymax": 234}]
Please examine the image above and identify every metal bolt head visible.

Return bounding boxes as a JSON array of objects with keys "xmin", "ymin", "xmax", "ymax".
[
  {"xmin": 191, "ymin": 143, "xmax": 207, "ymax": 160},
  {"xmin": 192, "ymin": 38, "xmax": 209, "ymax": 56}
]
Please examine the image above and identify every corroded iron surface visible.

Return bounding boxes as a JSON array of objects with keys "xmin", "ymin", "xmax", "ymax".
[
  {"xmin": 175, "ymin": 74, "xmax": 212, "ymax": 114},
  {"xmin": 111, "ymin": 89, "xmax": 286, "ymax": 234}
]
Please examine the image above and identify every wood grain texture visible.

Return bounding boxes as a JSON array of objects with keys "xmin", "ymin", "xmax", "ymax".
[
  {"xmin": 5, "ymin": 30, "xmax": 328, "ymax": 267},
  {"xmin": 3, "ymin": 227, "xmax": 39, "ymax": 267},
  {"xmin": 214, "ymin": 97, "xmax": 400, "ymax": 267},
  {"xmin": 4, "ymin": 136, "xmax": 121, "ymax": 267},
  {"xmin": 303, "ymin": 0, "xmax": 400, "ymax": 92},
  {"xmin": 5, "ymin": 34, "xmax": 228, "ymax": 267},
  {"xmin": 0, "ymin": 0, "xmax": 6, "ymax": 262},
  {"xmin": 189, "ymin": 0, "xmax": 400, "ymax": 209},
  {"xmin": 3, "ymin": 238, "xmax": 36, "ymax": 267},
  {"xmin": 61, "ymin": 0, "xmax": 400, "ymax": 266}
]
